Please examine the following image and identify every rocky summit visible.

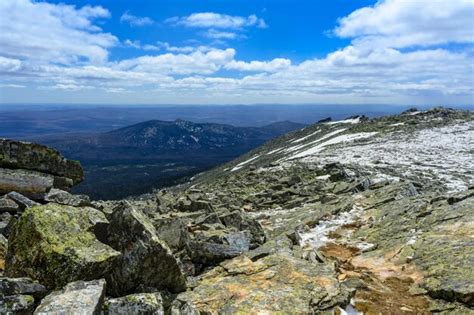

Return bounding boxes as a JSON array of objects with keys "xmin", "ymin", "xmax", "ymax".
[{"xmin": 0, "ymin": 107, "xmax": 473, "ymax": 314}]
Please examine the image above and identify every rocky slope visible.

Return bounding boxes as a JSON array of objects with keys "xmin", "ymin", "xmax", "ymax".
[{"xmin": 0, "ymin": 107, "xmax": 473, "ymax": 314}]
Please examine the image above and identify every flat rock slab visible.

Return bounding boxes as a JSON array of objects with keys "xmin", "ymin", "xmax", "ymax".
[
  {"xmin": 0, "ymin": 139, "xmax": 84, "ymax": 184},
  {"xmin": 34, "ymin": 279, "xmax": 106, "ymax": 315},
  {"xmin": 0, "ymin": 168, "xmax": 54, "ymax": 198}
]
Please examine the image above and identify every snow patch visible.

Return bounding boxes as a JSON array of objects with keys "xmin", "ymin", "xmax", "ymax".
[
  {"xmin": 231, "ymin": 155, "xmax": 261, "ymax": 172},
  {"xmin": 288, "ymin": 132, "xmax": 378, "ymax": 160},
  {"xmin": 326, "ymin": 117, "xmax": 361, "ymax": 125}
]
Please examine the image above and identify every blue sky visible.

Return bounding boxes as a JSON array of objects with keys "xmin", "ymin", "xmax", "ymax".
[{"xmin": 0, "ymin": 0, "xmax": 473, "ymax": 105}]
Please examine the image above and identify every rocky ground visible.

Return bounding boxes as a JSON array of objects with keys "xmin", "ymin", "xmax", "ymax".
[{"xmin": 0, "ymin": 107, "xmax": 473, "ymax": 314}]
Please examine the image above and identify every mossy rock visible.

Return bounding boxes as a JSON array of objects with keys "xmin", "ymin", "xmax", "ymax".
[{"xmin": 5, "ymin": 204, "xmax": 120, "ymax": 289}]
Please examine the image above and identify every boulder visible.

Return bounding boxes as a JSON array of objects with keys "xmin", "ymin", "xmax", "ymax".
[
  {"xmin": 0, "ymin": 277, "xmax": 47, "ymax": 298},
  {"xmin": 0, "ymin": 139, "xmax": 84, "ymax": 184},
  {"xmin": 219, "ymin": 211, "xmax": 266, "ymax": 246},
  {"xmin": 5, "ymin": 204, "xmax": 120, "ymax": 289},
  {"xmin": 107, "ymin": 202, "xmax": 187, "ymax": 296},
  {"xmin": 34, "ymin": 279, "xmax": 106, "ymax": 315},
  {"xmin": 44, "ymin": 188, "xmax": 91, "ymax": 207},
  {"xmin": 6, "ymin": 192, "xmax": 39, "ymax": 210},
  {"xmin": 0, "ymin": 195, "xmax": 20, "ymax": 213},
  {"xmin": 0, "ymin": 294, "xmax": 35, "ymax": 314},
  {"xmin": 187, "ymin": 230, "xmax": 251, "ymax": 265},
  {"xmin": 171, "ymin": 253, "xmax": 349, "ymax": 314},
  {"xmin": 0, "ymin": 169, "xmax": 54, "ymax": 199},
  {"xmin": 104, "ymin": 293, "xmax": 164, "ymax": 315}
]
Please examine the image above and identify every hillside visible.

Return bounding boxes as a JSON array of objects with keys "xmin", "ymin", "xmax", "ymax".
[
  {"xmin": 0, "ymin": 107, "xmax": 473, "ymax": 314},
  {"xmin": 33, "ymin": 119, "xmax": 305, "ymax": 199}
]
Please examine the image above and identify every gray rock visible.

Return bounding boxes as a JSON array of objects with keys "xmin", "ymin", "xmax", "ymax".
[
  {"xmin": 0, "ymin": 169, "xmax": 53, "ymax": 199},
  {"xmin": 44, "ymin": 188, "xmax": 91, "ymax": 207},
  {"xmin": 0, "ymin": 277, "xmax": 47, "ymax": 299},
  {"xmin": 0, "ymin": 196, "xmax": 20, "ymax": 213},
  {"xmin": 104, "ymin": 293, "xmax": 164, "ymax": 315},
  {"xmin": 107, "ymin": 202, "xmax": 187, "ymax": 296},
  {"xmin": 0, "ymin": 294, "xmax": 35, "ymax": 315},
  {"xmin": 34, "ymin": 279, "xmax": 106, "ymax": 315},
  {"xmin": 6, "ymin": 192, "xmax": 39, "ymax": 210}
]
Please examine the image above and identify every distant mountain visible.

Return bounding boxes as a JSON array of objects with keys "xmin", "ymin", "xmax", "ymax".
[{"xmin": 33, "ymin": 119, "xmax": 306, "ymax": 199}]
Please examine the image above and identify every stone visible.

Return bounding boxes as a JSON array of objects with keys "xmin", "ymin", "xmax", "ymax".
[
  {"xmin": 104, "ymin": 293, "xmax": 164, "ymax": 315},
  {"xmin": 219, "ymin": 211, "xmax": 266, "ymax": 247},
  {"xmin": 0, "ymin": 139, "xmax": 84, "ymax": 184},
  {"xmin": 44, "ymin": 188, "xmax": 91, "ymax": 207},
  {"xmin": 171, "ymin": 253, "xmax": 349, "ymax": 314},
  {"xmin": 34, "ymin": 279, "xmax": 106, "ymax": 315},
  {"xmin": 0, "ymin": 169, "xmax": 54, "ymax": 199},
  {"xmin": 0, "ymin": 294, "xmax": 35, "ymax": 314},
  {"xmin": 5, "ymin": 204, "xmax": 120, "ymax": 289},
  {"xmin": 6, "ymin": 192, "xmax": 39, "ymax": 210},
  {"xmin": 0, "ymin": 235, "xmax": 7, "ymax": 271},
  {"xmin": 0, "ymin": 196, "xmax": 20, "ymax": 213},
  {"xmin": 0, "ymin": 277, "xmax": 47, "ymax": 299},
  {"xmin": 107, "ymin": 202, "xmax": 187, "ymax": 296}
]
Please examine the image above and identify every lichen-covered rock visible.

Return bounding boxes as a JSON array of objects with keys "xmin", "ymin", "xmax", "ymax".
[
  {"xmin": 104, "ymin": 293, "xmax": 164, "ymax": 315},
  {"xmin": 34, "ymin": 279, "xmax": 106, "ymax": 315},
  {"xmin": 171, "ymin": 253, "xmax": 349, "ymax": 314},
  {"xmin": 107, "ymin": 202, "xmax": 187, "ymax": 296},
  {"xmin": 5, "ymin": 204, "xmax": 120, "ymax": 289},
  {"xmin": 44, "ymin": 188, "xmax": 91, "ymax": 207},
  {"xmin": 0, "ymin": 294, "xmax": 35, "ymax": 315},
  {"xmin": 0, "ymin": 139, "xmax": 84, "ymax": 184}
]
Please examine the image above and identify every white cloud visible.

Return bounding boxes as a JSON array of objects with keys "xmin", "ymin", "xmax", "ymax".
[
  {"xmin": 120, "ymin": 11, "xmax": 154, "ymax": 27},
  {"xmin": 0, "ymin": 0, "xmax": 116, "ymax": 65},
  {"xmin": 0, "ymin": 56, "xmax": 22, "ymax": 72},
  {"xmin": 335, "ymin": 0, "xmax": 474, "ymax": 48},
  {"xmin": 115, "ymin": 48, "xmax": 236, "ymax": 75},
  {"xmin": 225, "ymin": 58, "xmax": 291, "ymax": 72},
  {"xmin": 167, "ymin": 12, "xmax": 267, "ymax": 29}
]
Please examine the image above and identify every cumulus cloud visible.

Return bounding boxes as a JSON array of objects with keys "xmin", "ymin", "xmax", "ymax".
[
  {"xmin": 166, "ymin": 12, "xmax": 267, "ymax": 29},
  {"xmin": 120, "ymin": 11, "xmax": 154, "ymax": 27},
  {"xmin": 0, "ymin": 0, "xmax": 116, "ymax": 65},
  {"xmin": 1, "ymin": 0, "xmax": 473, "ymax": 105},
  {"xmin": 334, "ymin": 0, "xmax": 474, "ymax": 48}
]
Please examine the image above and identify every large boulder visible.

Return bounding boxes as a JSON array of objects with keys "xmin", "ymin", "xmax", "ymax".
[
  {"xmin": 104, "ymin": 293, "xmax": 164, "ymax": 315},
  {"xmin": 107, "ymin": 202, "xmax": 187, "ymax": 296},
  {"xmin": 171, "ymin": 253, "xmax": 349, "ymax": 314},
  {"xmin": 0, "ymin": 139, "xmax": 84, "ymax": 184},
  {"xmin": 0, "ymin": 169, "xmax": 54, "ymax": 199},
  {"xmin": 5, "ymin": 204, "xmax": 120, "ymax": 289},
  {"xmin": 34, "ymin": 279, "xmax": 106, "ymax": 315}
]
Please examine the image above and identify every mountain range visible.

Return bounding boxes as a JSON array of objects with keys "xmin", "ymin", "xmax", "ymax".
[{"xmin": 33, "ymin": 119, "xmax": 306, "ymax": 199}]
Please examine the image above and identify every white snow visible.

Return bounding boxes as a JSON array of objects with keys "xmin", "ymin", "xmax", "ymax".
[
  {"xmin": 326, "ymin": 117, "xmax": 361, "ymax": 125},
  {"xmin": 190, "ymin": 135, "xmax": 199, "ymax": 142},
  {"xmin": 298, "ymin": 205, "xmax": 364, "ymax": 249},
  {"xmin": 288, "ymin": 132, "xmax": 378, "ymax": 160},
  {"xmin": 389, "ymin": 122, "xmax": 405, "ymax": 127},
  {"xmin": 231, "ymin": 155, "xmax": 261, "ymax": 171},
  {"xmin": 299, "ymin": 121, "xmax": 474, "ymax": 193},
  {"xmin": 290, "ymin": 129, "xmax": 321, "ymax": 143},
  {"xmin": 266, "ymin": 148, "xmax": 282, "ymax": 155}
]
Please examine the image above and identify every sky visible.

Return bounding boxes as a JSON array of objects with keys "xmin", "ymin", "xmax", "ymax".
[{"xmin": 0, "ymin": 0, "xmax": 473, "ymax": 105}]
